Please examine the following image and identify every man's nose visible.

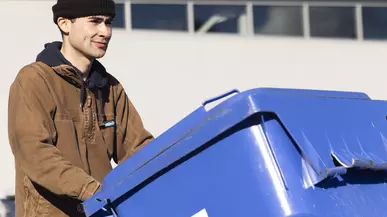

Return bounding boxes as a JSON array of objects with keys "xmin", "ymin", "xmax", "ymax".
[{"xmin": 99, "ymin": 23, "xmax": 112, "ymax": 37}]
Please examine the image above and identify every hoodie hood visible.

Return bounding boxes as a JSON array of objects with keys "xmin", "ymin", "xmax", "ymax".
[
  {"xmin": 35, "ymin": 41, "xmax": 108, "ymax": 89},
  {"xmin": 36, "ymin": 41, "xmax": 71, "ymax": 69},
  {"xmin": 36, "ymin": 41, "xmax": 109, "ymax": 123}
]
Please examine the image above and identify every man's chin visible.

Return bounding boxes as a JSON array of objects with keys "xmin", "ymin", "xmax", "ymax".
[{"xmin": 92, "ymin": 51, "xmax": 107, "ymax": 59}]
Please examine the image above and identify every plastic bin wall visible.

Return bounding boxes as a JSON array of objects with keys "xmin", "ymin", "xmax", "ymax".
[{"xmin": 82, "ymin": 88, "xmax": 387, "ymax": 217}]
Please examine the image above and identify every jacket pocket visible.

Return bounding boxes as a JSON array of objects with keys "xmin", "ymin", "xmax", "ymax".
[{"xmin": 23, "ymin": 176, "xmax": 50, "ymax": 217}]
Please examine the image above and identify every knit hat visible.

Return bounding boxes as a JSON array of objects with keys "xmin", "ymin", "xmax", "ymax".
[{"xmin": 52, "ymin": 0, "xmax": 116, "ymax": 24}]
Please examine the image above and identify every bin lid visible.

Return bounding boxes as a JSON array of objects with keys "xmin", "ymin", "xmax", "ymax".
[{"xmin": 83, "ymin": 87, "xmax": 387, "ymax": 216}]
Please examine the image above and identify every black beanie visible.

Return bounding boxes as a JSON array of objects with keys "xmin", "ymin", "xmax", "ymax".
[{"xmin": 52, "ymin": 0, "xmax": 116, "ymax": 24}]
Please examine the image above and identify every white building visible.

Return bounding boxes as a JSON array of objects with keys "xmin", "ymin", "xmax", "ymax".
[{"xmin": 1, "ymin": 0, "xmax": 387, "ymax": 215}]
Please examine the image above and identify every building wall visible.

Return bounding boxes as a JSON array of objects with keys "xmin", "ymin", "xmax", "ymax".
[{"xmin": 1, "ymin": 0, "xmax": 387, "ymax": 197}]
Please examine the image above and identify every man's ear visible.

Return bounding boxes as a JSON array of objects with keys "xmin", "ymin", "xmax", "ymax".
[{"xmin": 57, "ymin": 17, "xmax": 71, "ymax": 35}]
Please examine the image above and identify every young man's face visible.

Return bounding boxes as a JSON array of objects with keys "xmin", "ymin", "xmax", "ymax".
[{"xmin": 63, "ymin": 15, "xmax": 113, "ymax": 59}]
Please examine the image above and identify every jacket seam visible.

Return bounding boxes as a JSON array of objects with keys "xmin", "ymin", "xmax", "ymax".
[{"xmin": 28, "ymin": 63, "xmax": 55, "ymax": 101}]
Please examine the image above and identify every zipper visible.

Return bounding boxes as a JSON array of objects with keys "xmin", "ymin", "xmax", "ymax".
[
  {"xmin": 84, "ymin": 90, "xmax": 93, "ymax": 175},
  {"xmin": 86, "ymin": 91, "xmax": 93, "ymax": 138}
]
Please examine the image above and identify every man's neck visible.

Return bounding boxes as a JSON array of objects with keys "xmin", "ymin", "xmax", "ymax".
[{"xmin": 60, "ymin": 43, "xmax": 94, "ymax": 75}]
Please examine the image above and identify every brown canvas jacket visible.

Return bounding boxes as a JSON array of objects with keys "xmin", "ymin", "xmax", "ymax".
[{"xmin": 7, "ymin": 42, "xmax": 153, "ymax": 217}]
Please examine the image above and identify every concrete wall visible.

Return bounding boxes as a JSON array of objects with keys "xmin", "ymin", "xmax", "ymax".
[{"xmin": 1, "ymin": 0, "xmax": 387, "ymax": 197}]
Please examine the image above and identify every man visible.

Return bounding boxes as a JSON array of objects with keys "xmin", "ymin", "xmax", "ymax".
[{"xmin": 7, "ymin": 0, "xmax": 154, "ymax": 216}]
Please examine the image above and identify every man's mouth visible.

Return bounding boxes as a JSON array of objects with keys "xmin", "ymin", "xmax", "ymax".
[{"xmin": 93, "ymin": 41, "xmax": 107, "ymax": 47}]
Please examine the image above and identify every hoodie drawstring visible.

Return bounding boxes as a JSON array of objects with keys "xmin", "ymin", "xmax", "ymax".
[{"xmin": 83, "ymin": 70, "xmax": 107, "ymax": 127}]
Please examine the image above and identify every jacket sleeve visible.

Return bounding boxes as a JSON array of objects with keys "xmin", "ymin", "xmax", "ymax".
[
  {"xmin": 8, "ymin": 65, "xmax": 100, "ymax": 201},
  {"xmin": 113, "ymin": 83, "xmax": 154, "ymax": 164}
]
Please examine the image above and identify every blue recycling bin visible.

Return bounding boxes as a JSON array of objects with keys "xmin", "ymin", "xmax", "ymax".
[{"xmin": 82, "ymin": 87, "xmax": 387, "ymax": 217}]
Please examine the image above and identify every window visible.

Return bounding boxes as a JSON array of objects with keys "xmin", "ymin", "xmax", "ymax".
[
  {"xmin": 131, "ymin": 4, "xmax": 188, "ymax": 31},
  {"xmin": 112, "ymin": 3, "xmax": 125, "ymax": 28},
  {"xmin": 253, "ymin": 5, "xmax": 303, "ymax": 36},
  {"xmin": 309, "ymin": 6, "xmax": 356, "ymax": 39},
  {"xmin": 362, "ymin": 7, "xmax": 387, "ymax": 40},
  {"xmin": 194, "ymin": 4, "xmax": 247, "ymax": 34}
]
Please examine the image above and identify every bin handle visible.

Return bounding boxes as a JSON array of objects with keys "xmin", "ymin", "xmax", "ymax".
[
  {"xmin": 202, "ymin": 89, "xmax": 240, "ymax": 107},
  {"xmin": 100, "ymin": 199, "xmax": 119, "ymax": 217}
]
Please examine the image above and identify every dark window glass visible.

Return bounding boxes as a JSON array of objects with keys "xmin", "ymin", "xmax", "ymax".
[
  {"xmin": 131, "ymin": 4, "xmax": 188, "ymax": 31},
  {"xmin": 112, "ymin": 3, "xmax": 125, "ymax": 28},
  {"xmin": 194, "ymin": 4, "xmax": 246, "ymax": 33},
  {"xmin": 253, "ymin": 6, "xmax": 303, "ymax": 36},
  {"xmin": 362, "ymin": 7, "xmax": 387, "ymax": 40},
  {"xmin": 309, "ymin": 6, "xmax": 356, "ymax": 39}
]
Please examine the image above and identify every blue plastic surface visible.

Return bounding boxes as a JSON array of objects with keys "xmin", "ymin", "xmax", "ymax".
[{"xmin": 83, "ymin": 87, "xmax": 387, "ymax": 217}]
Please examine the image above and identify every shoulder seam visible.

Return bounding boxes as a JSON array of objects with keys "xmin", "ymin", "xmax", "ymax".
[{"xmin": 29, "ymin": 62, "xmax": 54, "ymax": 80}]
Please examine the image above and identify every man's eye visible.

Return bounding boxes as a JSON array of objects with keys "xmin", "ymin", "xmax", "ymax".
[{"xmin": 89, "ymin": 19, "xmax": 102, "ymax": 24}]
